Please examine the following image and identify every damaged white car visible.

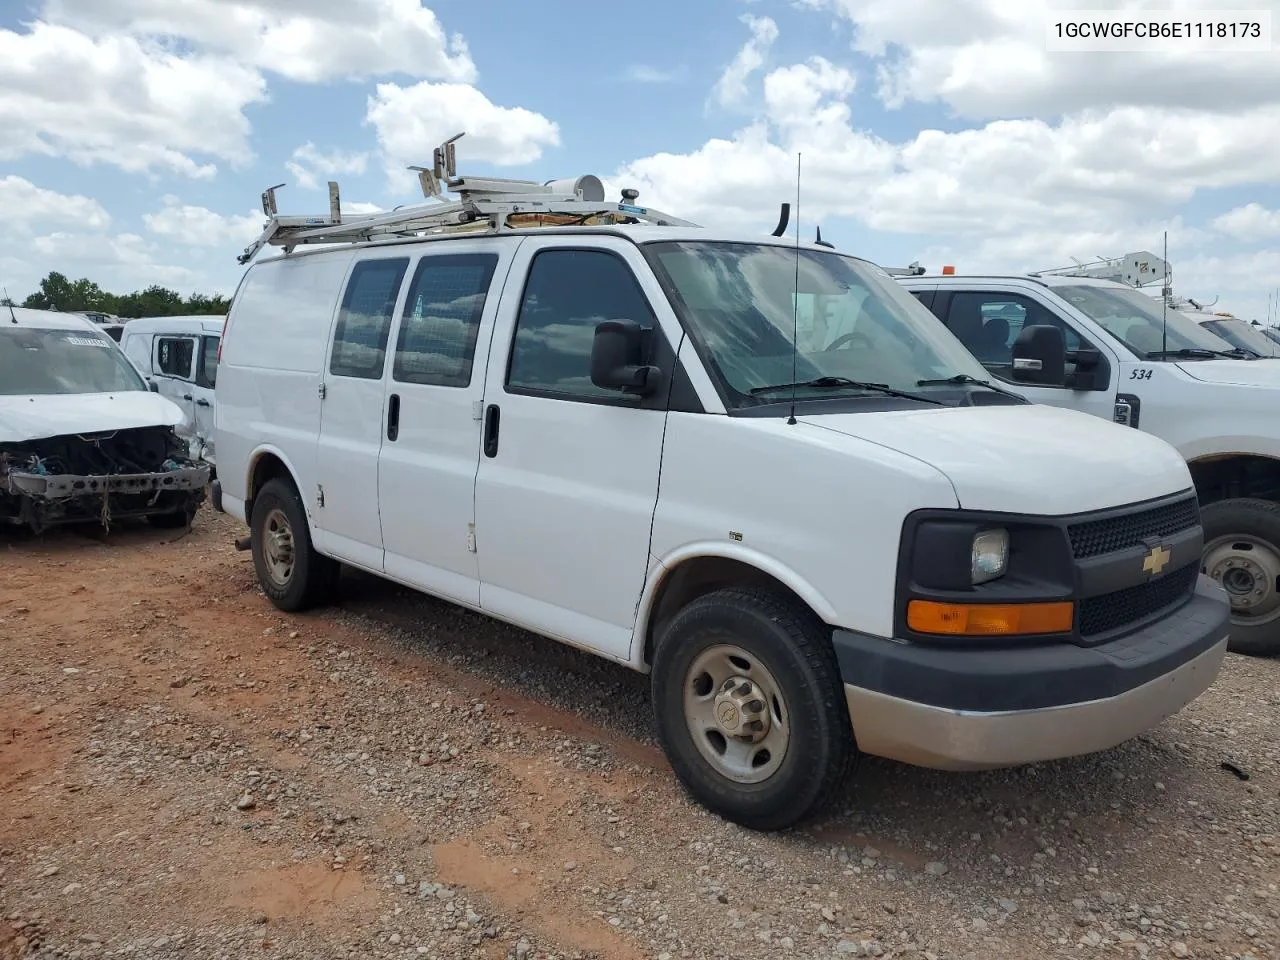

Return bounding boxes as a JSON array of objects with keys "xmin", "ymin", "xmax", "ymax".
[{"xmin": 0, "ymin": 307, "xmax": 211, "ymax": 534}]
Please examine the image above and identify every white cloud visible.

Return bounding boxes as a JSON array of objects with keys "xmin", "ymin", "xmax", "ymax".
[
  {"xmin": 0, "ymin": 21, "xmax": 265, "ymax": 179},
  {"xmin": 1212, "ymin": 203, "xmax": 1280, "ymax": 243},
  {"xmin": 285, "ymin": 143, "xmax": 370, "ymax": 191},
  {"xmin": 802, "ymin": 0, "xmax": 1280, "ymax": 118},
  {"xmin": 622, "ymin": 64, "xmax": 689, "ymax": 84},
  {"xmin": 42, "ymin": 0, "xmax": 477, "ymax": 84},
  {"xmin": 0, "ymin": 176, "xmax": 111, "ymax": 231},
  {"xmin": 711, "ymin": 15, "xmax": 779, "ymax": 109},
  {"xmin": 142, "ymin": 196, "xmax": 265, "ymax": 248},
  {"xmin": 366, "ymin": 82, "xmax": 561, "ymax": 189}
]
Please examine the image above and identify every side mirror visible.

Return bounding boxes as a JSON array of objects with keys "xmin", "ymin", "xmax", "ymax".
[
  {"xmin": 590, "ymin": 319, "xmax": 663, "ymax": 396},
  {"xmin": 1010, "ymin": 324, "xmax": 1066, "ymax": 385},
  {"xmin": 1067, "ymin": 346, "xmax": 1107, "ymax": 391}
]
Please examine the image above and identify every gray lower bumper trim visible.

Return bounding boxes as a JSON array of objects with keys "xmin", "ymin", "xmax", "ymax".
[{"xmin": 844, "ymin": 634, "xmax": 1228, "ymax": 771}]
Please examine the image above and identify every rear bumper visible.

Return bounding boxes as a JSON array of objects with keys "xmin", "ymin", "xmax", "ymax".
[{"xmin": 836, "ymin": 574, "xmax": 1231, "ymax": 770}]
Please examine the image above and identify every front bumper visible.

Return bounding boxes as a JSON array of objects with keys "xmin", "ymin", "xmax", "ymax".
[
  {"xmin": 7, "ymin": 465, "xmax": 209, "ymax": 498},
  {"xmin": 836, "ymin": 574, "xmax": 1231, "ymax": 770}
]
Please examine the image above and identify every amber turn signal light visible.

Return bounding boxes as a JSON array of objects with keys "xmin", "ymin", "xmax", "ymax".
[{"xmin": 906, "ymin": 600, "xmax": 1074, "ymax": 636}]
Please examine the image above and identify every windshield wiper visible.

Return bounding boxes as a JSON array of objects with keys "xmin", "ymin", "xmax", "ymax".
[
  {"xmin": 749, "ymin": 376, "xmax": 949, "ymax": 406},
  {"xmin": 915, "ymin": 373, "xmax": 1025, "ymax": 400},
  {"xmin": 1144, "ymin": 347, "xmax": 1252, "ymax": 360}
]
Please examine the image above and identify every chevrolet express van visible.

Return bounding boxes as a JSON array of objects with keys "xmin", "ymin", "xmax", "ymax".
[{"xmin": 210, "ymin": 156, "xmax": 1230, "ymax": 829}]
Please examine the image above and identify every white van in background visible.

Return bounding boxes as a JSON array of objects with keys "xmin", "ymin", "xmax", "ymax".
[{"xmin": 119, "ymin": 316, "xmax": 223, "ymax": 467}]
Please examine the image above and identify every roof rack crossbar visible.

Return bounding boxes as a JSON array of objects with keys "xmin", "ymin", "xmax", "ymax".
[{"xmin": 237, "ymin": 132, "xmax": 700, "ymax": 265}]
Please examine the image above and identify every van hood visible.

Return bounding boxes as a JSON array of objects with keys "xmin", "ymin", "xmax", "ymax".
[
  {"xmin": 1175, "ymin": 358, "xmax": 1280, "ymax": 387},
  {"xmin": 0, "ymin": 391, "xmax": 184, "ymax": 444},
  {"xmin": 800, "ymin": 404, "xmax": 1191, "ymax": 516}
]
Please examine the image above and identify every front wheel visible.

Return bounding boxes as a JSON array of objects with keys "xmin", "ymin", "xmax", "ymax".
[
  {"xmin": 1201, "ymin": 497, "xmax": 1280, "ymax": 656},
  {"xmin": 250, "ymin": 478, "xmax": 339, "ymax": 612},
  {"xmin": 650, "ymin": 587, "xmax": 856, "ymax": 831}
]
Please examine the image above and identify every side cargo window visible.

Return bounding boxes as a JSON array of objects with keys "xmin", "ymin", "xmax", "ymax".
[
  {"xmin": 330, "ymin": 257, "xmax": 410, "ymax": 379},
  {"xmin": 156, "ymin": 337, "xmax": 195, "ymax": 379},
  {"xmin": 506, "ymin": 248, "xmax": 658, "ymax": 402},
  {"xmin": 197, "ymin": 335, "xmax": 219, "ymax": 388},
  {"xmin": 394, "ymin": 253, "xmax": 498, "ymax": 388},
  {"xmin": 945, "ymin": 291, "xmax": 1081, "ymax": 383}
]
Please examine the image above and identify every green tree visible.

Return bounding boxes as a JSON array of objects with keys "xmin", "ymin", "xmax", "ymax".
[{"xmin": 17, "ymin": 271, "xmax": 232, "ymax": 318}]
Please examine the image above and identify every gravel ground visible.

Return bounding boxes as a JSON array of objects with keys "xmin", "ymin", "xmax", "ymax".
[{"xmin": 0, "ymin": 508, "xmax": 1276, "ymax": 960}]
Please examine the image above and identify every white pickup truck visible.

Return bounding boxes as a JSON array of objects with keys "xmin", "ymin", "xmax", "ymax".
[{"xmin": 901, "ymin": 271, "xmax": 1280, "ymax": 655}]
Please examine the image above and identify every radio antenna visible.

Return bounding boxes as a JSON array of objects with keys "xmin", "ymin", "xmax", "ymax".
[
  {"xmin": 2, "ymin": 287, "xmax": 16, "ymax": 324},
  {"xmin": 1160, "ymin": 230, "xmax": 1169, "ymax": 356},
  {"xmin": 788, "ymin": 152, "xmax": 801, "ymax": 426}
]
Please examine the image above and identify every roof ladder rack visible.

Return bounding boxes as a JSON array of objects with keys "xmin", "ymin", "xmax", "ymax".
[
  {"xmin": 237, "ymin": 132, "xmax": 700, "ymax": 265},
  {"xmin": 1029, "ymin": 251, "xmax": 1170, "ymax": 288},
  {"xmin": 883, "ymin": 261, "xmax": 925, "ymax": 276}
]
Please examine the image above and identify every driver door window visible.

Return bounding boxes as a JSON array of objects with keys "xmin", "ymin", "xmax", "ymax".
[{"xmin": 944, "ymin": 292, "xmax": 1081, "ymax": 384}]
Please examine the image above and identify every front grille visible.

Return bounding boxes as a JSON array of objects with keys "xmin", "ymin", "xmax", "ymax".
[
  {"xmin": 1077, "ymin": 562, "xmax": 1198, "ymax": 638},
  {"xmin": 1067, "ymin": 496, "xmax": 1200, "ymax": 560}
]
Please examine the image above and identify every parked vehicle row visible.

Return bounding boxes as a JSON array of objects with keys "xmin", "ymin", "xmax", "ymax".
[
  {"xmin": 7, "ymin": 135, "xmax": 1273, "ymax": 832},
  {"xmin": 206, "ymin": 134, "xmax": 1236, "ymax": 831}
]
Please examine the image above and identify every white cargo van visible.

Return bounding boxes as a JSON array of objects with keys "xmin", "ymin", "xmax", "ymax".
[
  {"xmin": 901, "ymin": 269, "xmax": 1280, "ymax": 656},
  {"xmin": 119, "ymin": 316, "xmax": 223, "ymax": 466},
  {"xmin": 211, "ymin": 137, "xmax": 1230, "ymax": 829}
]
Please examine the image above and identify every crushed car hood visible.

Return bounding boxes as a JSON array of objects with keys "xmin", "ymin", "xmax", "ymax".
[{"xmin": 0, "ymin": 392, "xmax": 185, "ymax": 444}]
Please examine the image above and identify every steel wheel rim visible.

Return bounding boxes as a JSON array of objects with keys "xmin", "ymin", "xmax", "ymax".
[
  {"xmin": 1203, "ymin": 533, "xmax": 1280, "ymax": 626},
  {"xmin": 262, "ymin": 508, "xmax": 295, "ymax": 588},
  {"xmin": 682, "ymin": 643, "xmax": 790, "ymax": 784}
]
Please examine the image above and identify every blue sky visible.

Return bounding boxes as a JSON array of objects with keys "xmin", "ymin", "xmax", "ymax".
[{"xmin": 3, "ymin": 0, "xmax": 1279, "ymax": 320}]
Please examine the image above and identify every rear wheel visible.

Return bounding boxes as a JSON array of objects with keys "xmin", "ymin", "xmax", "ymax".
[
  {"xmin": 650, "ymin": 587, "xmax": 855, "ymax": 831},
  {"xmin": 250, "ymin": 478, "xmax": 339, "ymax": 612},
  {"xmin": 1201, "ymin": 497, "xmax": 1280, "ymax": 656}
]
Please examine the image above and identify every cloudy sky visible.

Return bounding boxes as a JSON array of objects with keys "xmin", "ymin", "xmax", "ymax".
[{"xmin": 3, "ymin": 0, "xmax": 1279, "ymax": 319}]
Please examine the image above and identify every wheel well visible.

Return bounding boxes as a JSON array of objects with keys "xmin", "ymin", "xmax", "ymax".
[
  {"xmin": 1188, "ymin": 454, "xmax": 1280, "ymax": 507},
  {"xmin": 246, "ymin": 452, "xmax": 293, "ymax": 518},
  {"xmin": 643, "ymin": 557, "xmax": 821, "ymax": 667}
]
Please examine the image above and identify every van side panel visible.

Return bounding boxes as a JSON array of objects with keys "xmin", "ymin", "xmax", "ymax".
[{"xmin": 214, "ymin": 251, "xmax": 354, "ymax": 520}]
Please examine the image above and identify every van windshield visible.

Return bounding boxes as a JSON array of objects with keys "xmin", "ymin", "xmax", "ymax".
[
  {"xmin": 645, "ymin": 241, "xmax": 993, "ymax": 408},
  {"xmin": 1056, "ymin": 284, "xmax": 1241, "ymax": 359},
  {"xmin": 0, "ymin": 326, "xmax": 147, "ymax": 396}
]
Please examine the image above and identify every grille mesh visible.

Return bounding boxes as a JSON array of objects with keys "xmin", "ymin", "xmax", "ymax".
[
  {"xmin": 1077, "ymin": 562, "xmax": 1198, "ymax": 638},
  {"xmin": 1067, "ymin": 496, "xmax": 1200, "ymax": 560}
]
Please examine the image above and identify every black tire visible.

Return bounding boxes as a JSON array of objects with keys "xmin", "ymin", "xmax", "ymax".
[
  {"xmin": 249, "ymin": 477, "xmax": 340, "ymax": 612},
  {"xmin": 650, "ymin": 587, "xmax": 856, "ymax": 831},
  {"xmin": 1201, "ymin": 498, "xmax": 1280, "ymax": 657},
  {"xmin": 147, "ymin": 508, "xmax": 194, "ymax": 529}
]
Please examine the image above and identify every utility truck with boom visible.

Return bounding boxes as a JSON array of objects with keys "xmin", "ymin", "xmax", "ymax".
[
  {"xmin": 902, "ymin": 251, "xmax": 1280, "ymax": 655},
  {"xmin": 211, "ymin": 135, "xmax": 1230, "ymax": 829}
]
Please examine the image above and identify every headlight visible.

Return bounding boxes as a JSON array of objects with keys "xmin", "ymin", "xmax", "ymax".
[{"xmin": 971, "ymin": 528, "xmax": 1009, "ymax": 584}]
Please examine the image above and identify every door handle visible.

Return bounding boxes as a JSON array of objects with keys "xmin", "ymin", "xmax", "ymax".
[
  {"xmin": 387, "ymin": 393, "xmax": 401, "ymax": 441},
  {"xmin": 195, "ymin": 398, "xmax": 211, "ymax": 407},
  {"xmin": 182, "ymin": 393, "xmax": 193, "ymax": 401},
  {"xmin": 482, "ymin": 403, "xmax": 500, "ymax": 458}
]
